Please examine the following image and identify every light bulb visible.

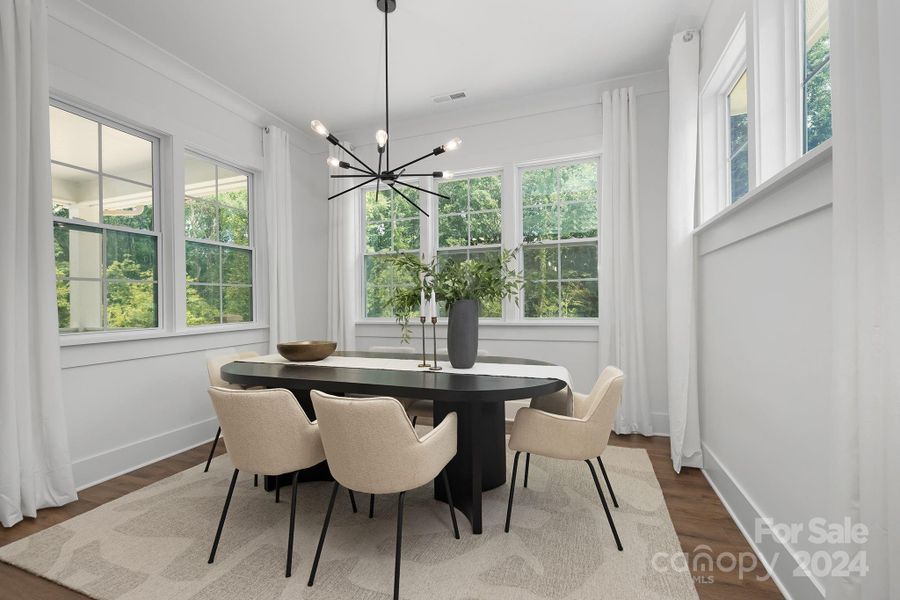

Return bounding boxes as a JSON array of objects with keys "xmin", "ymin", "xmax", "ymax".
[
  {"xmin": 310, "ymin": 120, "xmax": 330, "ymax": 137},
  {"xmin": 442, "ymin": 137, "xmax": 462, "ymax": 152},
  {"xmin": 326, "ymin": 156, "xmax": 340, "ymax": 168},
  {"xmin": 375, "ymin": 129, "xmax": 388, "ymax": 147},
  {"xmin": 433, "ymin": 171, "xmax": 454, "ymax": 179}
]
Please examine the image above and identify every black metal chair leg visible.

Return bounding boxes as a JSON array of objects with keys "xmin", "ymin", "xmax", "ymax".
[
  {"xmin": 286, "ymin": 471, "xmax": 299, "ymax": 577},
  {"xmin": 597, "ymin": 456, "xmax": 618, "ymax": 508},
  {"xmin": 348, "ymin": 489, "xmax": 358, "ymax": 513},
  {"xmin": 369, "ymin": 494, "xmax": 375, "ymax": 519},
  {"xmin": 524, "ymin": 452, "xmax": 531, "ymax": 488},
  {"xmin": 586, "ymin": 460, "xmax": 623, "ymax": 551},
  {"xmin": 275, "ymin": 481, "xmax": 280, "ymax": 503},
  {"xmin": 504, "ymin": 451, "xmax": 521, "ymax": 533},
  {"xmin": 204, "ymin": 427, "xmax": 221, "ymax": 472},
  {"xmin": 394, "ymin": 491, "xmax": 406, "ymax": 600},
  {"xmin": 208, "ymin": 468, "xmax": 239, "ymax": 563},
  {"xmin": 308, "ymin": 481, "xmax": 340, "ymax": 587},
  {"xmin": 441, "ymin": 469, "xmax": 460, "ymax": 539},
  {"xmin": 254, "ymin": 474, "xmax": 258, "ymax": 488},
  {"xmin": 411, "ymin": 415, "xmax": 418, "ymax": 427}
]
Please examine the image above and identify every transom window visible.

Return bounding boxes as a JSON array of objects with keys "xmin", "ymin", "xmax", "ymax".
[
  {"xmin": 520, "ymin": 160, "xmax": 599, "ymax": 318},
  {"xmin": 436, "ymin": 174, "xmax": 503, "ymax": 317},
  {"xmin": 363, "ymin": 186, "xmax": 421, "ymax": 318},
  {"xmin": 802, "ymin": 0, "xmax": 831, "ymax": 152},
  {"xmin": 727, "ymin": 70, "xmax": 749, "ymax": 202},
  {"xmin": 184, "ymin": 153, "xmax": 253, "ymax": 326},
  {"xmin": 50, "ymin": 103, "xmax": 159, "ymax": 332}
]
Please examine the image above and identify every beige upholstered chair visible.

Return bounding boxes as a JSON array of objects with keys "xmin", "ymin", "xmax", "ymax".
[
  {"xmin": 206, "ymin": 386, "xmax": 332, "ymax": 578},
  {"xmin": 307, "ymin": 390, "xmax": 459, "ymax": 600},
  {"xmin": 505, "ymin": 366, "xmax": 625, "ymax": 551},
  {"xmin": 204, "ymin": 351, "xmax": 259, "ymax": 473}
]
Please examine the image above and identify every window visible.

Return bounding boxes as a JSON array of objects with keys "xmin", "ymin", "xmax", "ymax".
[
  {"xmin": 184, "ymin": 153, "xmax": 253, "ymax": 325},
  {"xmin": 435, "ymin": 173, "xmax": 503, "ymax": 317},
  {"xmin": 50, "ymin": 104, "xmax": 159, "ymax": 332},
  {"xmin": 802, "ymin": 0, "xmax": 831, "ymax": 152},
  {"xmin": 520, "ymin": 160, "xmax": 599, "ymax": 318},
  {"xmin": 727, "ymin": 70, "xmax": 750, "ymax": 202},
  {"xmin": 363, "ymin": 185, "xmax": 421, "ymax": 318}
]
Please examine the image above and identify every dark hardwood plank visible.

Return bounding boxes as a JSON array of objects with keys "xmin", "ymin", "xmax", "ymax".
[{"xmin": 0, "ymin": 432, "xmax": 783, "ymax": 600}]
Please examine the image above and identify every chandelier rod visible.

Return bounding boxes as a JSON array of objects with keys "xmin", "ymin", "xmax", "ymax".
[{"xmin": 384, "ymin": 3, "xmax": 390, "ymax": 172}]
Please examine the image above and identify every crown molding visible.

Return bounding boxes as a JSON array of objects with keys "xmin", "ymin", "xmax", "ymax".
[{"xmin": 47, "ymin": 0, "xmax": 323, "ymax": 155}]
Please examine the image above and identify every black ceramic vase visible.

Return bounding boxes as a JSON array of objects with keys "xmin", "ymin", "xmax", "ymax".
[{"xmin": 447, "ymin": 299, "xmax": 479, "ymax": 368}]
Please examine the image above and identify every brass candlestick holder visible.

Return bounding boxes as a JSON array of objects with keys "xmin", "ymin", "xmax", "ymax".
[
  {"xmin": 418, "ymin": 316, "xmax": 430, "ymax": 368},
  {"xmin": 428, "ymin": 316, "xmax": 442, "ymax": 371}
]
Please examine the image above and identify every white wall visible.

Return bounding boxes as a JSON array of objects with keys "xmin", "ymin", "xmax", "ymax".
[
  {"xmin": 47, "ymin": 1, "xmax": 327, "ymax": 489},
  {"xmin": 342, "ymin": 72, "xmax": 671, "ymax": 431}
]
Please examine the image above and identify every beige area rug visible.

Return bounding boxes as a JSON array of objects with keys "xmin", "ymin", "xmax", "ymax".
[{"xmin": 1, "ymin": 444, "xmax": 698, "ymax": 600}]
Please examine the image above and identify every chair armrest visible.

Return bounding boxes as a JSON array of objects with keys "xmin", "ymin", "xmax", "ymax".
[{"xmin": 509, "ymin": 407, "xmax": 601, "ymax": 461}]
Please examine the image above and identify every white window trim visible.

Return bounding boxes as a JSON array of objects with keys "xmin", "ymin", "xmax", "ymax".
[
  {"xmin": 182, "ymin": 150, "xmax": 258, "ymax": 330},
  {"xmin": 51, "ymin": 98, "xmax": 165, "ymax": 339},
  {"xmin": 699, "ymin": 15, "xmax": 753, "ymax": 223}
]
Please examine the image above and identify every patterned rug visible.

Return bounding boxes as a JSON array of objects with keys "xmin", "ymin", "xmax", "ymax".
[{"xmin": 1, "ymin": 444, "xmax": 698, "ymax": 599}]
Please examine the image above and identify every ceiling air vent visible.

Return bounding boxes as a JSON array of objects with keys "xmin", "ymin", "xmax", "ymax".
[{"xmin": 432, "ymin": 91, "xmax": 467, "ymax": 104}]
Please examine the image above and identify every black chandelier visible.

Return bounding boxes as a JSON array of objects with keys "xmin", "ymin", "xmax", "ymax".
[{"xmin": 311, "ymin": 0, "xmax": 461, "ymax": 217}]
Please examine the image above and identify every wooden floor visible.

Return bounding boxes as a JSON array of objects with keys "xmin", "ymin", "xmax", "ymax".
[{"xmin": 0, "ymin": 433, "xmax": 783, "ymax": 600}]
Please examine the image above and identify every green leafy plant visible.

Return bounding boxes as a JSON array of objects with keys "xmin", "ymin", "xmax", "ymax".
[{"xmin": 384, "ymin": 248, "xmax": 523, "ymax": 341}]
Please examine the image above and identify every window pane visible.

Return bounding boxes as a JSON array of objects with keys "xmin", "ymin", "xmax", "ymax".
[
  {"xmin": 523, "ymin": 204, "xmax": 557, "ymax": 242},
  {"xmin": 805, "ymin": 62, "xmax": 832, "ymax": 152},
  {"xmin": 56, "ymin": 280, "xmax": 71, "ymax": 329},
  {"xmin": 436, "ymin": 250, "xmax": 467, "ymax": 271},
  {"xmin": 186, "ymin": 241, "xmax": 220, "ymax": 283},
  {"xmin": 559, "ymin": 162, "xmax": 597, "ymax": 202},
  {"xmin": 107, "ymin": 282, "xmax": 157, "ymax": 328},
  {"xmin": 185, "ymin": 154, "xmax": 217, "ymax": 198},
  {"xmin": 218, "ymin": 167, "xmax": 247, "ymax": 208},
  {"xmin": 54, "ymin": 223, "xmax": 102, "ymax": 279},
  {"xmin": 185, "ymin": 197, "xmax": 218, "ymax": 241},
  {"xmin": 524, "ymin": 280, "xmax": 560, "ymax": 318},
  {"xmin": 219, "ymin": 205, "xmax": 249, "ymax": 245},
  {"xmin": 560, "ymin": 244, "xmax": 598, "ymax": 279},
  {"xmin": 393, "ymin": 218, "xmax": 420, "ymax": 251},
  {"xmin": 102, "ymin": 177, "xmax": 153, "ymax": 230},
  {"xmin": 393, "ymin": 187, "xmax": 421, "ymax": 219},
  {"xmin": 65, "ymin": 279, "xmax": 104, "ymax": 331},
  {"xmin": 223, "ymin": 247, "xmax": 252, "ymax": 285},
  {"xmin": 561, "ymin": 280, "xmax": 598, "ymax": 318},
  {"xmin": 51, "ymin": 163, "xmax": 99, "ymax": 223},
  {"xmin": 560, "ymin": 202, "xmax": 597, "ymax": 239},
  {"xmin": 728, "ymin": 71, "xmax": 749, "ymax": 202},
  {"xmin": 101, "ymin": 125, "xmax": 152, "ymax": 185},
  {"xmin": 366, "ymin": 284, "xmax": 392, "ymax": 318},
  {"xmin": 805, "ymin": 0, "xmax": 829, "ymax": 76},
  {"xmin": 469, "ymin": 249, "xmax": 502, "ymax": 317},
  {"xmin": 365, "ymin": 255, "xmax": 392, "ymax": 286},
  {"xmin": 469, "ymin": 211, "xmax": 501, "ymax": 246},
  {"xmin": 187, "ymin": 284, "xmax": 221, "ymax": 325},
  {"xmin": 439, "ymin": 215, "xmax": 467, "ymax": 247},
  {"xmin": 366, "ymin": 222, "xmax": 391, "ymax": 253},
  {"xmin": 438, "ymin": 180, "xmax": 467, "ymax": 214},
  {"xmin": 50, "ymin": 106, "xmax": 98, "ymax": 171},
  {"xmin": 365, "ymin": 189, "xmax": 392, "ymax": 222},
  {"xmin": 106, "ymin": 230, "xmax": 156, "ymax": 281},
  {"xmin": 523, "ymin": 245, "xmax": 559, "ymax": 281},
  {"xmin": 223, "ymin": 286, "xmax": 252, "ymax": 323},
  {"xmin": 469, "ymin": 176, "xmax": 501, "ymax": 211},
  {"xmin": 521, "ymin": 168, "xmax": 556, "ymax": 206}
]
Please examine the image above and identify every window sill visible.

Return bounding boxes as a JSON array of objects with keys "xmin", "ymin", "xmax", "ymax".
[{"xmin": 59, "ymin": 322, "xmax": 269, "ymax": 347}]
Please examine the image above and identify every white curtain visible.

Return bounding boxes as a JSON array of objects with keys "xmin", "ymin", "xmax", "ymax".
[
  {"xmin": 0, "ymin": 0, "xmax": 78, "ymax": 527},
  {"xmin": 326, "ymin": 146, "xmax": 360, "ymax": 351},
  {"xmin": 828, "ymin": 0, "xmax": 899, "ymax": 597},
  {"xmin": 263, "ymin": 126, "xmax": 297, "ymax": 353},
  {"xmin": 598, "ymin": 87, "xmax": 652, "ymax": 435},
  {"xmin": 666, "ymin": 31, "xmax": 703, "ymax": 471}
]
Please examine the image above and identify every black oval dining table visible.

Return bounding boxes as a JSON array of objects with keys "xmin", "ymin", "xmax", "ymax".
[{"xmin": 220, "ymin": 350, "xmax": 567, "ymax": 534}]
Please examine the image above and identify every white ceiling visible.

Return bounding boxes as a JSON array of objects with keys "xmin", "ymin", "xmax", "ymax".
[{"xmin": 80, "ymin": 0, "xmax": 709, "ymax": 133}]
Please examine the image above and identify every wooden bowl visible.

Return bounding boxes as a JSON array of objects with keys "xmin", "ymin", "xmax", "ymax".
[{"xmin": 277, "ymin": 340, "xmax": 337, "ymax": 362}]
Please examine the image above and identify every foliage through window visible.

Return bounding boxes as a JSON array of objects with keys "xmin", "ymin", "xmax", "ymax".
[
  {"xmin": 364, "ymin": 186, "xmax": 421, "ymax": 318},
  {"xmin": 436, "ymin": 174, "xmax": 502, "ymax": 317},
  {"xmin": 184, "ymin": 153, "xmax": 253, "ymax": 325},
  {"xmin": 520, "ymin": 160, "xmax": 599, "ymax": 318},
  {"xmin": 50, "ymin": 104, "xmax": 158, "ymax": 332},
  {"xmin": 727, "ymin": 70, "xmax": 749, "ymax": 202},
  {"xmin": 803, "ymin": 0, "xmax": 831, "ymax": 152}
]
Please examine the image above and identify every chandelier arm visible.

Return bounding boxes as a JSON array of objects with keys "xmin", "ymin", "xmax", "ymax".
[
  {"xmin": 328, "ymin": 176, "xmax": 378, "ymax": 200},
  {"xmin": 388, "ymin": 183, "xmax": 429, "ymax": 217},
  {"xmin": 374, "ymin": 152, "xmax": 383, "ymax": 202},
  {"xmin": 389, "ymin": 150, "xmax": 439, "ymax": 174},
  {"xmin": 394, "ymin": 179, "xmax": 450, "ymax": 200},
  {"xmin": 330, "ymin": 174, "xmax": 376, "ymax": 178},
  {"xmin": 334, "ymin": 141, "xmax": 378, "ymax": 175}
]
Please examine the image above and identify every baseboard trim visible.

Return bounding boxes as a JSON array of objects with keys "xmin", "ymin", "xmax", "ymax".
[
  {"xmin": 701, "ymin": 443, "xmax": 826, "ymax": 600},
  {"xmin": 72, "ymin": 417, "xmax": 219, "ymax": 491}
]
